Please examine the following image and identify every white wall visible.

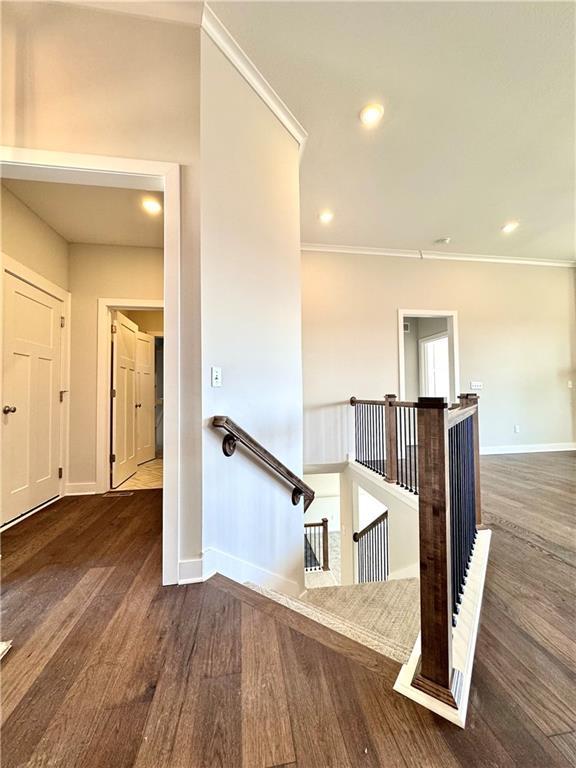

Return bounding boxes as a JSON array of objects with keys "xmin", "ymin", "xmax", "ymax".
[
  {"xmin": 200, "ymin": 35, "xmax": 305, "ymax": 594},
  {"xmin": 2, "ymin": 2, "xmax": 204, "ymax": 561},
  {"xmin": 303, "ymin": 473, "xmax": 340, "ymax": 531},
  {"xmin": 303, "ymin": 252, "xmax": 576, "ymax": 463},
  {"xmin": 68, "ymin": 244, "xmax": 163, "ymax": 484},
  {"xmin": 1, "ymin": 184, "xmax": 69, "ymax": 289}
]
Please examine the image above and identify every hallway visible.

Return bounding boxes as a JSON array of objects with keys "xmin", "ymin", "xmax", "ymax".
[
  {"xmin": 117, "ymin": 458, "xmax": 163, "ymax": 491},
  {"xmin": 1, "ymin": 453, "xmax": 575, "ymax": 767}
]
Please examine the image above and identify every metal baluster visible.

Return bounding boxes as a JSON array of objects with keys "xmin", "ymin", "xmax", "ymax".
[{"xmin": 395, "ymin": 409, "xmax": 400, "ymax": 484}]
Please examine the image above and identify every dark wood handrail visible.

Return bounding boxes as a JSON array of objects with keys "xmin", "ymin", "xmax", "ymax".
[
  {"xmin": 353, "ymin": 510, "xmax": 388, "ymax": 542},
  {"xmin": 212, "ymin": 416, "xmax": 315, "ymax": 511},
  {"xmin": 350, "ymin": 396, "xmax": 418, "ymax": 408}
]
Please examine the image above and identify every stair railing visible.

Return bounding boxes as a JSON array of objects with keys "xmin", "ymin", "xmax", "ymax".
[
  {"xmin": 212, "ymin": 415, "xmax": 315, "ymax": 511},
  {"xmin": 350, "ymin": 395, "xmax": 418, "ymax": 492},
  {"xmin": 304, "ymin": 517, "xmax": 329, "ymax": 571},
  {"xmin": 413, "ymin": 394, "xmax": 481, "ymax": 707},
  {"xmin": 353, "ymin": 511, "xmax": 389, "ymax": 583}
]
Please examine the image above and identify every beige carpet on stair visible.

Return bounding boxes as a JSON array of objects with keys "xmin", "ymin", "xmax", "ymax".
[{"xmin": 303, "ymin": 579, "xmax": 420, "ymax": 659}]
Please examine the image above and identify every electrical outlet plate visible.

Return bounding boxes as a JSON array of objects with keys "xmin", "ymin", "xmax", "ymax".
[{"xmin": 470, "ymin": 381, "xmax": 483, "ymax": 390}]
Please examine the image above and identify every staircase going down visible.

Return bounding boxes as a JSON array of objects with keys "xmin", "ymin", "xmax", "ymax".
[{"xmin": 247, "ymin": 579, "xmax": 419, "ymax": 664}]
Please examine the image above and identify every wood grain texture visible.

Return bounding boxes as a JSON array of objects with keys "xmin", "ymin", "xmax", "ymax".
[{"xmin": 1, "ymin": 452, "xmax": 574, "ymax": 767}]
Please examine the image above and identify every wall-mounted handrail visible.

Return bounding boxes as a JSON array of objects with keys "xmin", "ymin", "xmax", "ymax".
[{"xmin": 212, "ymin": 415, "xmax": 315, "ymax": 511}]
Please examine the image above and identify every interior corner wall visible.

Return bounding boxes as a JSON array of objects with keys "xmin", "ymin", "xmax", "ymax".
[
  {"xmin": 1, "ymin": 184, "xmax": 69, "ymax": 289},
  {"xmin": 303, "ymin": 252, "xmax": 576, "ymax": 463},
  {"xmin": 200, "ymin": 34, "xmax": 305, "ymax": 595},
  {"xmin": 2, "ymin": 3, "xmax": 203, "ymax": 559}
]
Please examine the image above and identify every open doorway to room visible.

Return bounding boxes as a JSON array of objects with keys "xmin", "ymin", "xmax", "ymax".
[
  {"xmin": 109, "ymin": 308, "xmax": 164, "ymax": 492},
  {"xmin": 398, "ymin": 310, "xmax": 460, "ymax": 403},
  {"xmin": 1, "ymin": 148, "xmax": 180, "ymax": 585}
]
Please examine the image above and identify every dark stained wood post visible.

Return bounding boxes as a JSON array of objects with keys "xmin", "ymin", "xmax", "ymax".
[
  {"xmin": 459, "ymin": 393, "xmax": 482, "ymax": 526},
  {"xmin": 321, "ymin": 518, "xmax": 330, "ymax": 571},
  {"xmin": 413, "ymin": 397, "xmax": 458, "ymax": 707},
  {"xmin": 384, "ymin": 394, "xmax": 398, "ymax": 484}
]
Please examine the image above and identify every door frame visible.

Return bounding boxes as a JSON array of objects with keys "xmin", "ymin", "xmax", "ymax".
[
  {"xmin": 0, "ymin": 253, "xmax": 71, "ymax": 528},
  {"xmin": 98, "ymin": 298, "xmax": 163, "ymax": 491},
  {"xmin": 397, "ymin": 309, "xmax": 460, "ymax": 404},
  {"xmin": 0, "ymin": 145, "xmax": 181, "ymax": 585}
]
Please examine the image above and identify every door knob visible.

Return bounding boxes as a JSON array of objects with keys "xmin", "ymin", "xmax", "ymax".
[{"xmin": 3, "ymin": 406, "xmax": 16, "ymax": 414}]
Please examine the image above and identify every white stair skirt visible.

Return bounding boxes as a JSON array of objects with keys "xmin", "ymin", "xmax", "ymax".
[{"xmin": 393, "ymin": 528, "xmax": 492, "ymax": 728}]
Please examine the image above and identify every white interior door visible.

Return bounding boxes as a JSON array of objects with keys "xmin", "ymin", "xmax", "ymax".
[
  {"xmin": 419, "ymin": 335, "xmax": 450, "ymax": 399},
  {"xmin": 111, "ymin": 311, "xmax": 138, "ymax": 488},
  {"xmin": 2, "ymin": 273, "xmax": 62, "ymax": 524},
  {"xmin": 135, "ymin": 331, "xmax": 156, "ymax": 465}
]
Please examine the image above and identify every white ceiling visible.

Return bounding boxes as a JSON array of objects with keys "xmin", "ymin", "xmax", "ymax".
[
  {"xmin": 213, "ymin": 1, "xmax": 575, "ymax": 262},
  {"xmin": 3, "ymin": 179, "xmax": 163, "ymax": 248}
]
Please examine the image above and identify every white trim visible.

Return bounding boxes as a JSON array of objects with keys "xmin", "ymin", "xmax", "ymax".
[
  {"xmin": 302, "ymin": 243, "xmax": 420, "ymax": 259},
  {"xmin": 0, "ymin": 495, "xmax": 61, "ymax": 531},
  {"xmin": 301, "ymin": 242, "xmax": 575, "ymax": 268},
  {"xmin": 202, "ymin": 547, "xmax": 302, "ymax": 597},
  {"xmin": 304, "ymin": 462, "xmax": 347, "ymax": 475},
  {"xmin": 421, "ymin": 250, "xmax": 575, "ymax": 269},
  {"xmin": 65, "ymin": 483, "xmax": 98, "ymax": 496},
  {"xmin": 394, "ymin": 528, "xmax": 492, "ymax": 728},
  {"xmin": 397, "ymin": 309, "xmax": 460, "ymax": 404},
  {"xmin": 178, "ymin": 557, "xmax": 204, "ymax": 584},
  {"xmin": 1, "ymin": 146, "xmax": 181, "ymax": 586},
  {"xmin": 201, "ymin": 5, "xmax": 308, "ymax": 149},
  {"xmin": 480, "ymin": 442, "xmax": 576, "ymax": 455}
]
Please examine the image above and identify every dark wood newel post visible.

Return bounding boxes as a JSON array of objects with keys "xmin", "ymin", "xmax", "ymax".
[
  {"xmin": 413, "ymin": 396, "xmax": 458, "ymax": 707},
  {"xmin": 459, "ymin": 393, "xmax": 482, "ymax": 526},
  {"xmin": 384, "ymin": 394, "xmax": 398, "ymax": 484},
  {"xmin": 321, "ymin": 518, "xmax": 330, "ymax": 571}
]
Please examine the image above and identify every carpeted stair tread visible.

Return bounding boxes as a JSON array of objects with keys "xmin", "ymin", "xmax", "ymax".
[
  {"xmin": 301, "ymin": 579, "xmax": 420, "ymax": 659},
  {"xmin": 245, "ymin": 580, "xmax": 418, "ymax": 664}
]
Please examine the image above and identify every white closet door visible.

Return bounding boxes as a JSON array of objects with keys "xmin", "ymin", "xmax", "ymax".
[
  {"xmin": 111, "ymin": 311, "xmax": 138, "ymax": 488},
  {"xmin": 135, "ymin": 331, "xmax": 155, "ymax": 465},
  {"xmin": 2, "ymin": 273, "xmax": 62, "ymax": 524}
]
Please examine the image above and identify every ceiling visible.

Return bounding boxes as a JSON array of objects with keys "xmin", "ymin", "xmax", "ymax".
[
  {"xmin": 213, "ymin": 1, "xmax": 575, "ymax": 263},
  {"xmin": 3, "ymin": 179, "xmax": 163, "ymax": 248}
]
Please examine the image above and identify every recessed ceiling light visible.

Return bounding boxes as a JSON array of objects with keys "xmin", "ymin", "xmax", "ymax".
[
  {"xmin": 359, "ymin": 103, "xmax": 384, "ymax": 128},
  {"xmin": 434, "ymin": 237, "xmax": 452, "ymax": 245},
  {"xmin": 142, "ymin": 197, "xmax": 162, "ymax": 215},
  {"xmin": 501, "ymin": 221, "xmax": 519, "ymax": 234},
  {"xmin": 319, "ymin": 209, "xmax": 334, "ymax": 224}
]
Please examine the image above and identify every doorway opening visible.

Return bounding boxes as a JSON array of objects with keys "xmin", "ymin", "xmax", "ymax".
[
  {"xmin": 1, "ymin": 147, "xmax": 181, "ymax": 584},
  {"xmin": 110, "ymin": 308, "xmax": 164, "ymax": 492},
  {"xmin": 398, "ymin": 310, "xmax": 460, "ymax": 403}
]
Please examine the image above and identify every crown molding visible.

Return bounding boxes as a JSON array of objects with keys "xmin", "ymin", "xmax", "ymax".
[
  {"xmin": 201, "ymin": 4, "xmax": 308, "ymax": 150},
  {"xmin": 301, "ymin": 243, "xmax": 421, "ymax": 259},
  {"xmin": 301, "ymin": 242, "xmax": 575, "ymax": 268}
]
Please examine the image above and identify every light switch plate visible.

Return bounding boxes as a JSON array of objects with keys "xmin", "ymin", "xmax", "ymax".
[
  {"xmin": 470, "ymin": 381, "xmax": 483, "ymax": 390},
  {"xmin": 211, "ymin": 366, "xmax": 222, "ymax": 387}
]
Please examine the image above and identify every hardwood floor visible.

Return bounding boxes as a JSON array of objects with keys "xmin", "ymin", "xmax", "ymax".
[{"xmin": 1, "ymin": 453, "xmax": 575, "ymax": 767}]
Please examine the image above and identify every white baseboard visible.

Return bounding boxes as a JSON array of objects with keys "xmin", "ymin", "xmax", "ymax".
[
  {"xmin": 65, "ymin": 482, "xmax": 98, "ymax": 495},
  {"xmin": 178, "ymin": 557, "xmax": 204, "ymax": 584},
  {"xmin": 202, "ymin": 547, "xmax": 302, "ymax": 597},
  {"xmin": 393, "ymin": 529, "xmax": 492, "ymax": 727},
  {"xmin": 480, "ymin": 442, "xmax": 576, "ymax": 455}
]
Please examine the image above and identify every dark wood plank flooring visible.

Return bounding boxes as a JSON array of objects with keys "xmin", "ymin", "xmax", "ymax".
[{"xmin": 1, "ymin": 452, "xmax": 574, "ymax": 767}]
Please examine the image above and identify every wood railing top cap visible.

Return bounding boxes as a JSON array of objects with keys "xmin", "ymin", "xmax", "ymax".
[{"xmin": 417, "ymin": 397, "xmax": 448, "ymax": 409}]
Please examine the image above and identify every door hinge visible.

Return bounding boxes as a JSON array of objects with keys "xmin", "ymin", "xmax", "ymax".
[
  {"xmin": 111, "ymin": 324, "xmax": 117, "ymax": 334},
  {"xmin": 110, "ymin": 454, "xmax": 116, "ymax": 464},
  {"xmin": 111, "ymin": 388, "xmax": 116, "ymax": 398},
  {"xmin": 58, "ymin": 467, "xmax": 63, "ymax": 479},
  {"xmin": 59, "ymin": 391, "xmax": 65, "ymax": 403},
  {"xmin": 60, "ymin": 316, "xmax": 65, "ymax": 329}
]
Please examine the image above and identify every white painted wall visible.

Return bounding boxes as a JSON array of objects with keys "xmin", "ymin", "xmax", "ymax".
[
  {"xmin": 68, "ymin": 244, "xmax": 163, "ymax": 484},
  {"xmin": 1, "ymin": 184, "xmax": 69, "ymax": 289},
  {"xmin": 200, "ymin": 35, "xmax": 304, "ymax": 595},
  {"xmin": 303, "ymin": 473, "xmax": 340, "ymax": 531},
  {"xmin": 2, "ymin": 2, "xmax": 204, "ymax": 561},
  {"xmin": 303, "ymin": 252, "xmax": 576, "ymax": 462}
]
